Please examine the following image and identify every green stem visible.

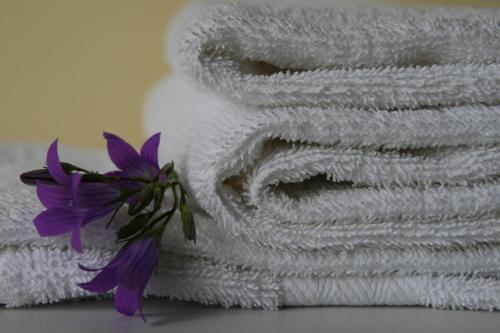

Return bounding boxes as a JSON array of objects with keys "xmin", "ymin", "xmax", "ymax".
[
  {"xmin": 117, "ymin": 184, "xmax": 180, "ymax": 245},
  {"xmin": 106, "ymin": 176, "xmax": 151, "ymax": 183},
  {"xmin": 148, "ymin": 184, "xmax": 179, "ymax": 226}
]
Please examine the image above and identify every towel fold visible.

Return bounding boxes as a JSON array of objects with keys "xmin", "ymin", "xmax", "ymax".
[
  {"xmin": 147, "ymin": 76, "xmax": 500, "ymax": 250},
  {"xmin": 146, "ymin": 3, "xmax": 500, "ymax": 309},
  {"xmin": 2, "ymin": 2, "xmax": 500, "ymax": 310},
  {"xmin": 181, "ymin": 4, "xmax": 500, "ymax": 109}
]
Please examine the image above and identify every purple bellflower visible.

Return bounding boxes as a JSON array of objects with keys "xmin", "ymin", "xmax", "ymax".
[
  {"xmin": 78, "ymin": 237, "xmax": 160, "ymax": 319},
  {"xmin": 33, "ymin": 141, "xmax": 119, "ymax": 252},
  {"xmin": 21, "ymin": 131, "xmax": 196, "ymax": 319},
  {"xmin": 102, "ymin": 132, "xmax": 167, "ymax": 210},
  {"xmin": 103, "ymin": 131, "xmax": 162, "ymax": 181},
  {"xmin": 31, "ymin": 132, "xmax": 163, "ymax": 252}
]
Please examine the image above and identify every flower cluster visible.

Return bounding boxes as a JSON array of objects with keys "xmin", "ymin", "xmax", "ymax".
[{"xmin": 20, "ymin": 132, "xmax": 196, "ymax": 319}]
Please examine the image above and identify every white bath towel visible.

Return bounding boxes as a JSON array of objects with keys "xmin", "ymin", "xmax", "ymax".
[
  {"xmin": 146, "ymin": 3, "xmax": 500, "ymax": 309},
  {"xmin": 179, "ymin": 3, "xmax": 500, "ymax": 109},
  {"xmin": 3, "ymin": 143, "xmax": 500, "ymax": 309},
  {"xmin": 2, "ymin": 2, "xmax": 500, "ymax": 310}
]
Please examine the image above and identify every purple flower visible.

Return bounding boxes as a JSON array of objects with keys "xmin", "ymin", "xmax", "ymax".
[
  {"xmin": 21, "ymin": 131, "xmax": 196, "ymax": 318},
  {"xmin": 33, "ymin": 140, "xmax": 120, "ymax": 252},
  {"xmin": 78, "ymin": 237, "xmax": 160, "ymax": 318},
  {"xmin": 32, "ymin": 132, "xmax": 162, "ymax": 252},
  {"xmin": 103, "ymin": 132, "xmax": 161, "ymax": 180},
  {"xmin": 74, "ymin": 132, "xmax": 163, "ymax": 212}
]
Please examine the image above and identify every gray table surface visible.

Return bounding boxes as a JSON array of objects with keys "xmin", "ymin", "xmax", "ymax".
[{"xmin": 2, "ymin": 299, "xmax": 500, "ymax": 333}]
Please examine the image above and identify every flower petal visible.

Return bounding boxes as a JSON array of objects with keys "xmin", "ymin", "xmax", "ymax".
[
  {"xmin": 115, "ymin": 238, "xmax": 160, "ymax": 289},
  {"xmin": 81, "ymin": 205, "xmax": 117, "ymax": 227},
  {"xmin": 105, "ymin": 170, "xmax": 144, "ymax": 190},
  {"xmin": 46, "ymin": 140, "xmax": 70, "ymax": 185},
  {"xmin": 71, "ymin": 173, "xmax": 81, "ymax": 197},
  {"xmin": 78, "ymin": 267, "xmax": 119, "ymax": 293},
  {"xmin": 33, "ymin": 208, "xmax": 84, "ymax": 236},
  {"xmin": 78, "ymin": 245, "xmax": 131, "ymax": 272},
  {"xmin": 126, "ymin": 192, "xmax": 139, "ymax": 206},
  {"xmin": 158, "ymin": 173, "xmax": 167, "ymax": 184},
  {"xmin": 103, "ymin": 132, "xmax": 143, "ymax": 173},
  {"xmin": 74, "ymin": 182, "xmax": 120, "ymax": 208},
  {"xmin": 140, "ymin": 133, "xmax": 160, "ymax": 169},
  {"xmin": 36, "ymin": 182, "xmax": 73, "ymax": 208},
  {"xmin": 114, "ymin": 286, "xmax": 142, "ymax": 316},
  {"xmin": 71, "ymin": 221, "xmax": 83, "ymax": 252}
]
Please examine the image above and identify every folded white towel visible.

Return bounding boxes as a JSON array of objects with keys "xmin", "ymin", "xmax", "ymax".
[
  {"xmin": 146, "ymin": 3, "xmax": 500, "ymax": 309},
  {"xmin": 2, "ymin": 3, "xmax": 500, "ymax": 310},
  {"xmin": 3, "ymin": 143, "xmax": 500, "ymax": 310},
  {"xmin": 0, "ymin": 145, "xmax": 281, "ymax": 308},
  {"xmin": 180, "ymin": 3, "xmax": 500, "ymax": 109}
]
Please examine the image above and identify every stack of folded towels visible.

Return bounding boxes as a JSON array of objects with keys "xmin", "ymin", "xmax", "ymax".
[{"xmin": 2, "ymin": 2, "xmax": 500, "ymax": 310}]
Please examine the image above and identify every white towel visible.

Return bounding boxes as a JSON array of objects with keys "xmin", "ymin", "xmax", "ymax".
[
  {"xmin": 3, "ymin": 144, "xmax": 500, "ymax": 309},
  {"xmin": 2, "ymin": 2, "xmax": 500, "ymax": 310},
  {"xmin": 146, "ymin": 3, "xmax": 500, "ymax": 309},
  {"xmin": 179, "ymin": 3, "xmax": 500, "ymax": 109}
]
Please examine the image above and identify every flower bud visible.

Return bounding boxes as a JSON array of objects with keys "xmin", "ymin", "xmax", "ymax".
[
  {"xmin": 128, "ymin": 183, "xmax": 155, "ymax": 215},
  {"xmin": 20, "ymin": 169, "xmax": 54, "ymax": 185},
  {"xmin": 116, "ymin": 213, "xmax": 149, "ymax": 240},
  {"xmin": 180, "ymin": 201, "xmax": 196, "ymax": 242},
  {"xmin": 153, "ymin": 185, "xmax": 164, "ymax": 211},
  {"xmin": 160, "ymin": 161, "xmax": 174, "ymax": 175}
]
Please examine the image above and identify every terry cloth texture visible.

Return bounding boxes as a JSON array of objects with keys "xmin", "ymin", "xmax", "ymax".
[
  {"xmin": 1, "ymin": 2, "xmax": 500, "ymax": 310},
  {"xmin": 145, "ymin": 3, "xmax": 500, "ymax": 309}
]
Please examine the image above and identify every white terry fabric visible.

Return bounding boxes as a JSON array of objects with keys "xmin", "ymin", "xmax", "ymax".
[
  {"xmin": 0, "ymin": 145, "xmax": 280, "ymax": 308},
  {"xmin": 3, "ymin": 144, "xmax": 500, "ymax": 310},
  {"xmin": 180, "ymin": 4, "xmax": 500, "ymax": 109},
  {"xmin": 145, "ymin": 3, "xmax": 500, "ymax": 309},
  {"xmin": 2, "ymin": 2, "xmax": 500, "ymax": 310}
]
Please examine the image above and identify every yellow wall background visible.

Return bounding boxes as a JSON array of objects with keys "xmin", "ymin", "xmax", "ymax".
[{"xmin": 1, "ymin": 0, "xmax": 499, "ymax": 149}]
